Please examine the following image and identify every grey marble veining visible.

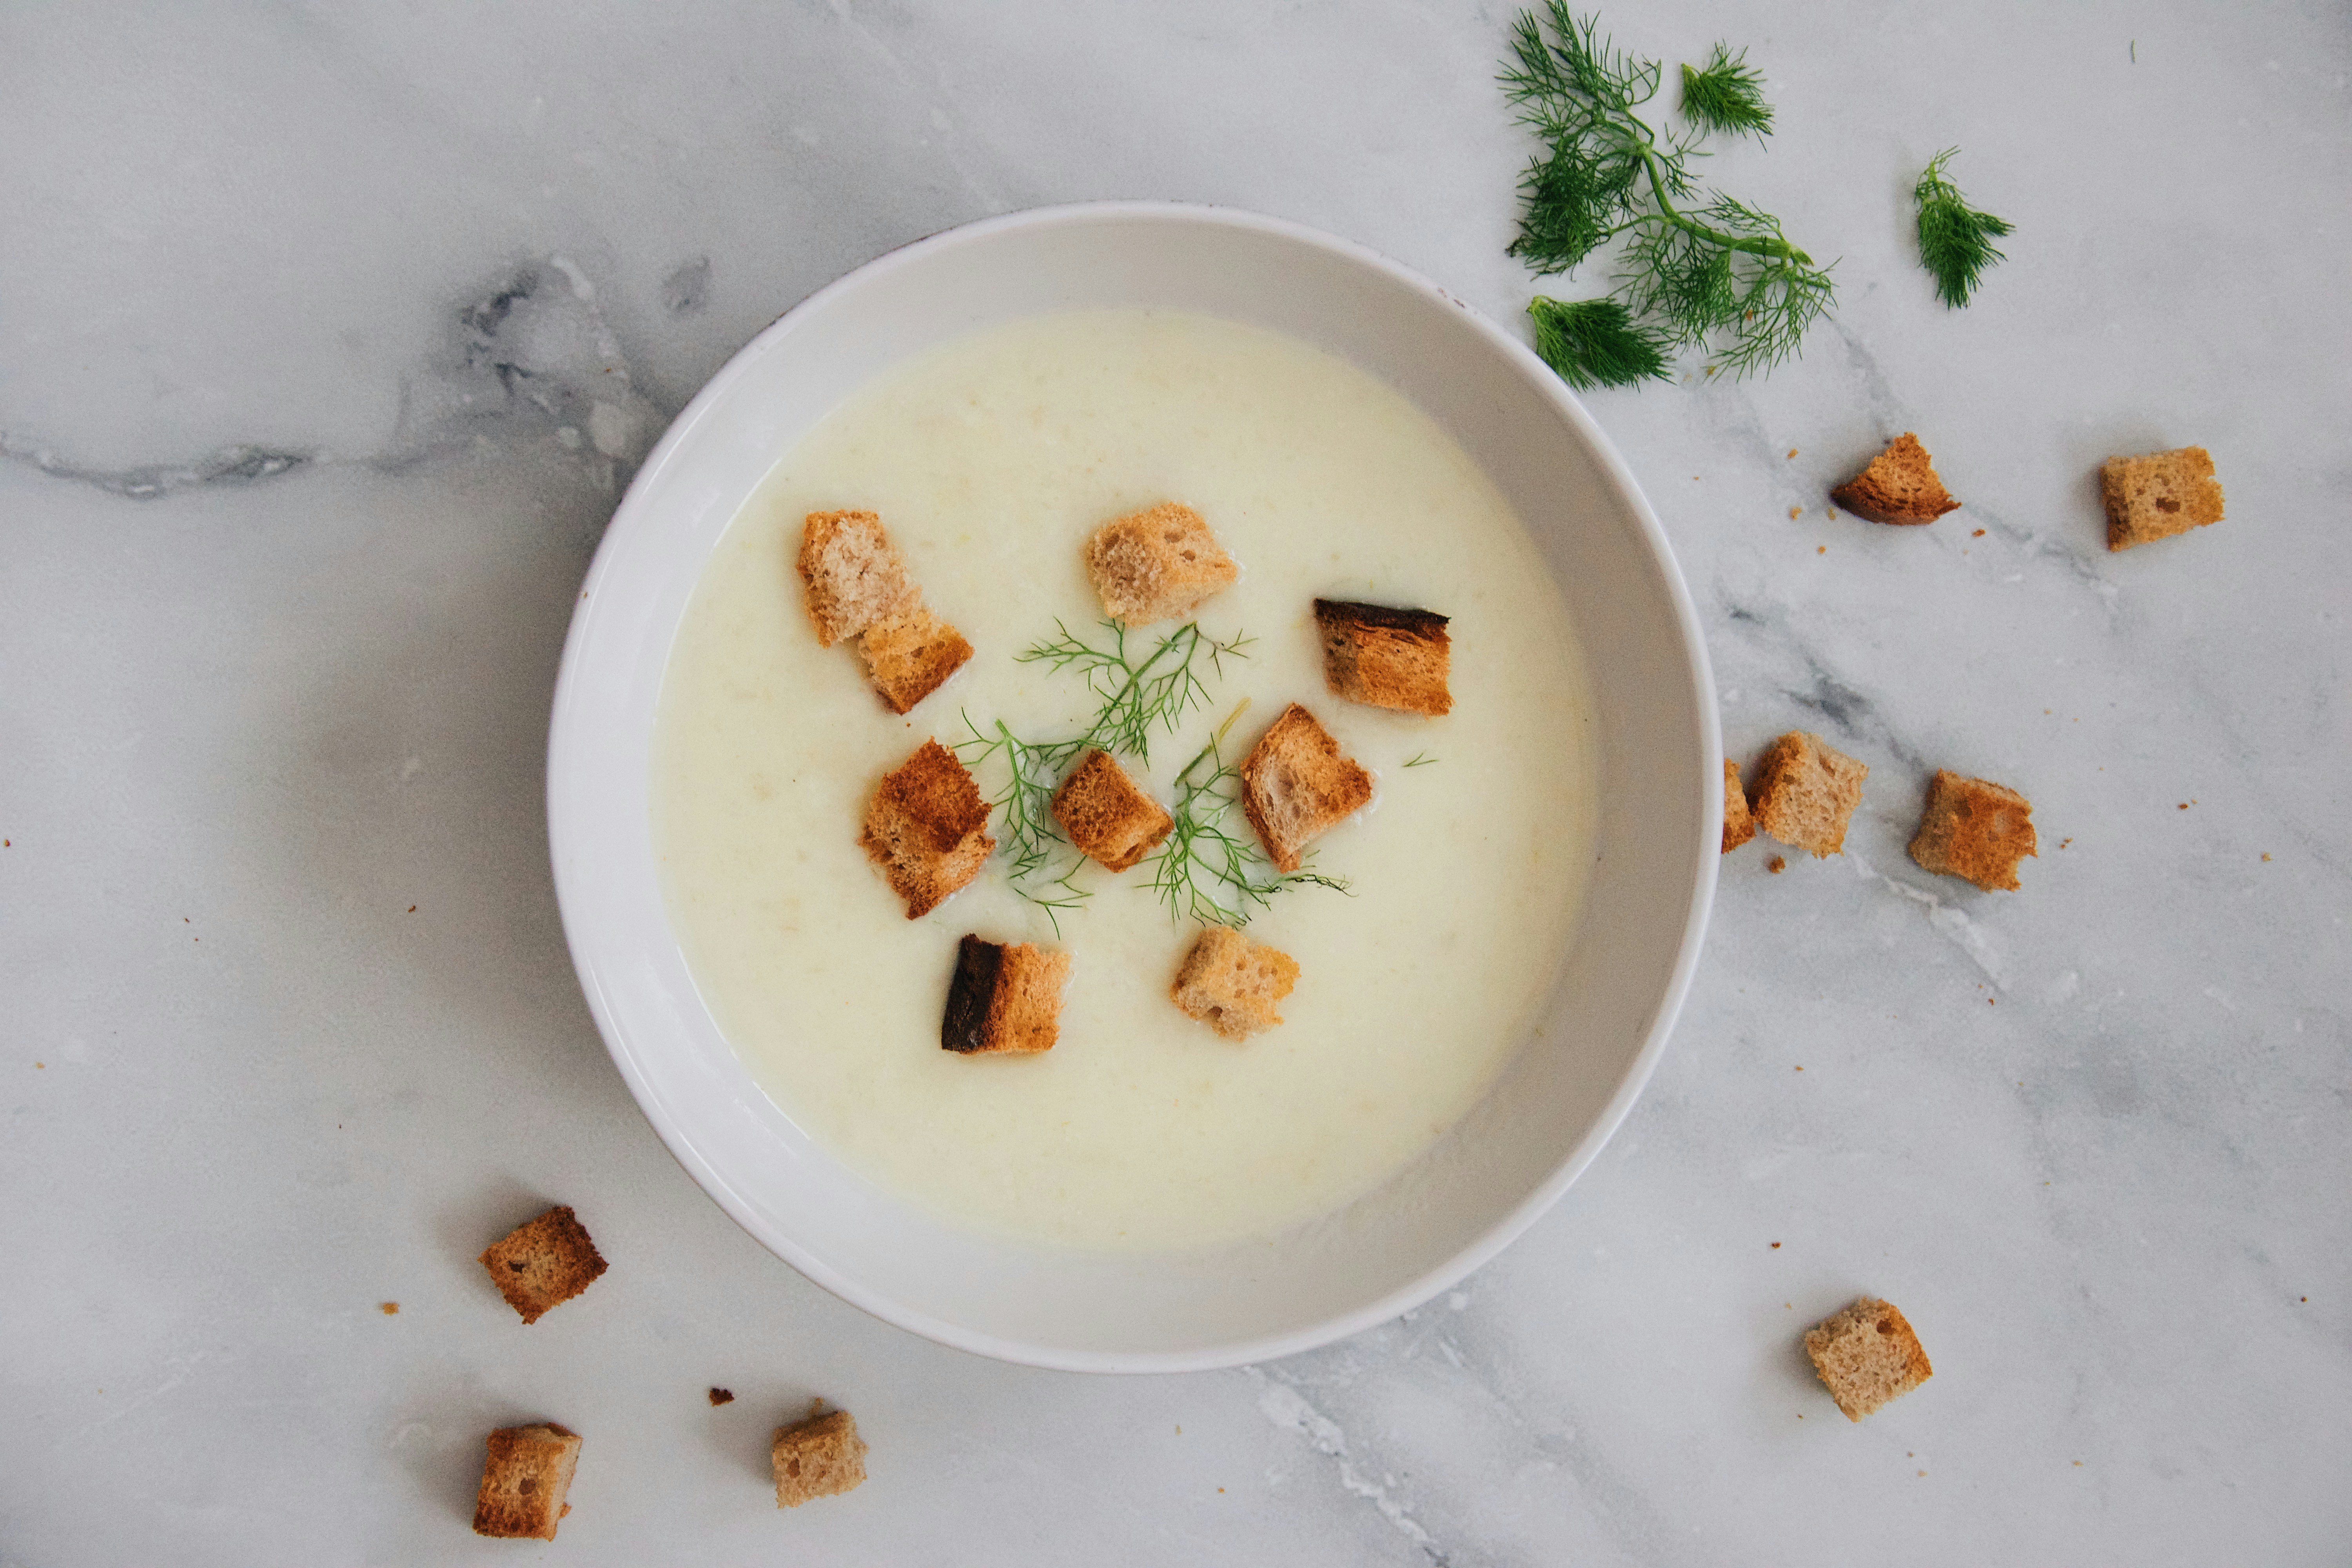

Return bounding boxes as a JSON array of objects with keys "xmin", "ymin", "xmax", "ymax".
[{"xmin": 4, "ymin": 3, "xmax": 2348, "ymax": 1564}]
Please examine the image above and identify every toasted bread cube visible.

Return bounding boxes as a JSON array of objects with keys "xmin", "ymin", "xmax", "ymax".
[
  {"xmin": 1804, "ymin": 1298, "xmax": 1933, "ymax": 1421},
  {"xmin": 799, "ymin": 510, "xmax": 915, "ymax": 646},
  {"xmin": 479, "ymin": 1205, "xmax": 608, "ymax": 1325},
  {"xmin": 1722, "ymin": 758, "xmax": 1755, "ymax": 853},
  {"xmin": 1084, "ymin": 503, "xmax": 1239, "ymax": 625},
  {"xmin": 472, "ymin": 1423, "xmax": 582, "ymax": 1539},
  {"xmin": 1908, "ymin": 769, "xmax": 2036, "ymax": 891},
  {"xmin": 1050, "ymin": 749, "xmax": 1173, "ymax": 872},
  {"xmin": 1830, "ymin": 433, "xmax": 1960, "ymax": 525},
  {"xmin": 859, "ymin": 602, "xmax": 972, "ymax": 715},
  {"xmin": 860, "ymin": 739, "xmax": 994, "ymax": 918},
  {"xmin": 1171, "ymin": 926, "xmax": 1300, "ymax": 1040},
  {"xmin": 2101, "ymin": 446, "xmax": 2223, "ymax": 550},
  {"xmin": 942, "ymin": 935, "xmax": 1071, "ymax": 1054},
  {"xmin": 1751, "ymin": 731, "xmax": 1867, "ymax": 858},
  {"xmin": 1240, "ymin": 703, "xmax": 1373, "ymax": 873},
  {"xmin": 773, "ymin": 1407, "xmax": 867, "ymax": 1507},
  {"xmin": 1313, "ymin": 599, "xmax": 1452, "ymax": 716}
]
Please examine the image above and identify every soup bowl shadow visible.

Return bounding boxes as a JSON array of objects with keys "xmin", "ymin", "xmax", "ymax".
[{"xmin": 547, "ymin": 203, "xmax": 1720, "ymax": 1373}]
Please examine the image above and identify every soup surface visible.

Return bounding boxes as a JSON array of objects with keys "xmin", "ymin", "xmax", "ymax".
[{"xmin": 653, "ymin": 309, "xmax": 1598, "ymax": 1250}]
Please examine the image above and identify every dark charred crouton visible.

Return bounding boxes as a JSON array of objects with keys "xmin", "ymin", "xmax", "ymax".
[
  {"xmin": 942, "ymin": 935, "xmax": 1071, "ymax": 1054},
  {"xmin": 1312, "ymin": 599, "xmax": 1451, "ymax": 716}
]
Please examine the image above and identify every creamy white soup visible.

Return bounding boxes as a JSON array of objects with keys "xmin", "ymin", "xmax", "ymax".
[{"xmin": 653, "ymin": 309, "xmax": 1598, "ymax": 1251}]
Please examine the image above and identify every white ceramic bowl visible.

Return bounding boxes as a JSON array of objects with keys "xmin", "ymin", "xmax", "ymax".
[{"xmin": 548, "ymin": 203, "xmax": 1718, "ymax": 1373}]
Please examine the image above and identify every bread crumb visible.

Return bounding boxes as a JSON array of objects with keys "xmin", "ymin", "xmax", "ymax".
[
  {"xmin": 2262, "ymin": 852, "xmax": 2272, "ymax": 862},
  {"xmin": 479, "ymin": 1206, "xmax": 608, "ymax": 1325},
  {"xmin": 708, "ymin": 1387, "xmax": 735, "ymax": 1406},
  {"xmin": 1770, "ymin": 1241, "xmax": 1781, "ymax": 1249},
  {"xmin": 1817, "ymin": 545, "xmax": 1826, "ymax": 554},
  {"xmin": 1972, "ymin": 528, "xmax": 1986, "ymax": 537},
  {"xmin": 1908, "ymin": 770, "xmax": 2036, "ymax": 891},
  {"xmin": 2101, "ymin": 446, "xmax": 2222, "ymax": 550},
  {"xmin": 1804, "ymin": 1297, "xmax": 1932, "ymax": 1420},
  {"xmin": 1751, "ymin": 732, "xmax": 1867, "ymax": 858},
  {"xmin": 1768, "ymin": 855, "xmax": 1786, "ymax": 873},
  {"xmin": 1172, "ymin": 926, "xmax": 1300, "ymax": 1040},
  {"xmin": 1788, "ymin": 506, "xmax": 1802, "ymax": 519},
  {"xmin": 773, "ymin": 1406, "xmax": 867, "ymax": 1507},
  {"xmin": 1721, "ymin": 759, "xmax": 1755, "ymax": 853},
  {"xmin": 379, "ymin": 1301, "xmax": 399, "ymax": 1316},
  {"xmin": 1787, "ymin": 448, "xmax": 1799, "ymax": 459},
  {"xmin": 473, "ymin": 1423, "xmax": 582, "ymax": 1539},
  {"xmin": 1832, "ymin": 433, "xmax": 1961, "ymax": 524},
  {"xmin": 1826, "ymin": 507, "xmax": 1838, "ymax": 520}
]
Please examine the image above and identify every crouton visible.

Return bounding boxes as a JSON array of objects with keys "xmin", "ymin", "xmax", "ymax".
[
  {"xmin": 1908, "ymin": 769, "xmax": 2036, "ymax": 891},
  {"xmin": 1084, "ymin": 503, "xmax": 1239, "ymax": 625},
  {"xmin": 472, "ymin": 1423, "xmax": 582, "ymax": 1539},
  {"xmin": 479, "ymin": 1205, "xmax": 608, "ymax": 1325},
  {"xmin": 860, "ymin": 739, "xmax": 995, "ymax": 918},
  {"xmin": 1804, "ymin": 1298, "xmax": 1933, "ymax": 1422},
  {"xmin": 1722, "ymin": 758, "xmax": 1755, "ymax": 853},
  {"xmin": 773, "ymin": 1406, "xmax": 867, "ymax": 1507},
  {"xmin": 858, "ymin": 602, "xmax": 972, "ymax": 715},
  {"xmin": 798, "ymin": 510, "xmax": 914, "ymax": 646},
  {"xmin": 1831, "ymin": 434, "xmax": 1960, "ymax": 525},
  {"xmin": 2101, "ymin": 446, "xmax": 2223, "ymax": 551},
  {"xmin": 1240, "ymin": 703, "xmax": 1373, "ymax": 873},
  {"xmin": 942, "ymin": 934, "xmax": 1071, "ymax": 1054},
  {"xmin": 1051, "ymin": 749, "xmax": 1173, "ymax": 872},
  {"xmin": 1171, "ymin": 926, "xmax": 1300, "ymax": 1040},
  {"xmin": 1751, "ymin": 731, "xmax": 1867, "ymax": 858},
  {"xmin": 1312, "ymin": 599, "xmax": 1452, "ymax": 717}
]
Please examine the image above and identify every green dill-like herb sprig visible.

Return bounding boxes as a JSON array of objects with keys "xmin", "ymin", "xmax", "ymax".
[
  {"xmin": 1501, "ymin": 4, "xmax": 1834, "ymax": 386},
  {"xmin": 1018, "ymin": 619, "xmax": 1251, "ymax": 764},
  {"xmin": 954, "ymin": 714, "xmax": 1091, "ymax": 933},
  {"xmin": 1679, "ymin": 44, "xmax": 1772, "ymax": 140},
  {"xmin": 1143, "ymin": 705, "xmax": 1351, "ymax": 929},
  {"xmin": 1913, "ymin": 148, "xmax": 2013, "ymax": 308}
]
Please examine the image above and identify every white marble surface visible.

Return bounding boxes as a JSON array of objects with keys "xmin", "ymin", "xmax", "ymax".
[{"xmin": 4, "ymin": 2, "xmax": 2348, "ymax": 1562}]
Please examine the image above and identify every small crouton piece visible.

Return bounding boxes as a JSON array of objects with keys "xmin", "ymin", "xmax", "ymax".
[
  {"xmin": 858, "ymin": 602, "xmax": 972, "ymax": 715},
  {"xmin": 479, "ymin": 1206, "xmax": 608, "ymax": 1325},
  {"xmin": 1084, "ymin": 503, "xmax": 1239, "ymax": 625},
  {"xmin": 1751, "ymin": 731, "xmax": 1868, "ymax": 858},
  {"xmin": 2101, "ymin": 446, "xmax": 2223, "ymax": 550},
  {"xmin": 1313, "ymin": 599, "xmax": 1452, "ymax": 716},
  {"xmin": 1051, "ymin": 749, "xmax": 1173, "ymax": 872},
  {"xmin": 1909, "ymin": 769, "xmax": 2036, "ymax": 891},
  {"xmin": 1722, "ymin": 759, "xmax": 1755, "ymax": 853},
  {"xmin": 472, "ymin": 1423, "xmax": 582, "ymax": 1539},
  {"xmin": 773, "ymin": 1406, "xmax": 867, "ymax": 1508},
  {"xmin": 1172, "ymin": 926, "xmax": 1300, "ymax": 1040},
  {"xmin": 942, "ymin": 934, "xmax": 1071, "ymax": 1054},
  {"xmin": 1831, "ymin": 434, "xmax": 1960, "ymax": 525},
  {"xmin": 799, "ymin": 510, "xmax": 914, "ymax": 646},
  {"xmin": 1804, "ymin": 1298, "xmax": 1933, "ymax": 1422},
  {"xmin": 860, "ymin": 739, "xmax": 995, "ymax": 919},
  {"xmin": 1240, "ymin": 703, "xmax": 1373, "ymax": 873}
]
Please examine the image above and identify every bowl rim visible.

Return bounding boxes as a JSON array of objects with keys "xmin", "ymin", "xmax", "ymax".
[{"xmin": 547, "ymin": 199, "xmax": 1720, "ymax": 1373}]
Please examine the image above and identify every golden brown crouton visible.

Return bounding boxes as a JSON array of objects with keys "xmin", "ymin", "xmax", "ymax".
[
  {"xmin": 1751, "ymin": 731, "xmax": 1867, "ymax": 858},
  {"xmin": 2101, "ymin": 446, "xmax": 2223, "ymax": 550},
  {"xmin": 472, "ymin": 1423, "xmax": 582, "ymax": 1539},
  {"xmin": 1051, "ymin": 749, "xmax": 1173, "ymax": 872},
  {"xmin": 1831, "ymin": 434, "xmax": 1960, "ymax": 525},
  {"xmin": 1171, "ymin": 926, "xmax": 1300, "ymax": 1040},
  {"xmin": 798, "ymin": 510, "xmax": 914, "ymax": 646},
  {"xmin": 1240, "ymin": 703, "xmax": 1373, "ymax": 873},
  {"xmin": 1722, "ymin": 759, "xmax": 1755, "ymax": 853},
  {"xmin": 479, "ymin": 1206, "xmax": 608, "ymax": 1325},
  {"xmin": 1313, "ymin": 599, "xmax": 1452, "ymax": 717},
  {"xmin": 860, "ymin": 739, "xmax": 995, "ymax": 918},
  {"xmin": 858, "ymin": 603, "xmax": 973, "ymax": 715},
  {"xmin": 1804, "ymin": 1298, "xmax": 1933, "ymax": 1421},
  {"xmin": 1908, "ymin": 769, "xmax": 2036, "ymax": 891},
  {"xmin": 942, "ymin": 935, "xmax": 1071, "ymax": 1054},
  {"xmin": 1084, "ymin": 503, "xmax": 1239, "ymax": 625},
  {"xmin": 773, "ymin": 1407, "xmax": 867, "ymax": 1508}
]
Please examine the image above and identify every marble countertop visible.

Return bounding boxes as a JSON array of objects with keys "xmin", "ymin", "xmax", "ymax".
[{"xmin": 5, "ymin": 3, "xmax": 2347, "ymax": 1563}]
